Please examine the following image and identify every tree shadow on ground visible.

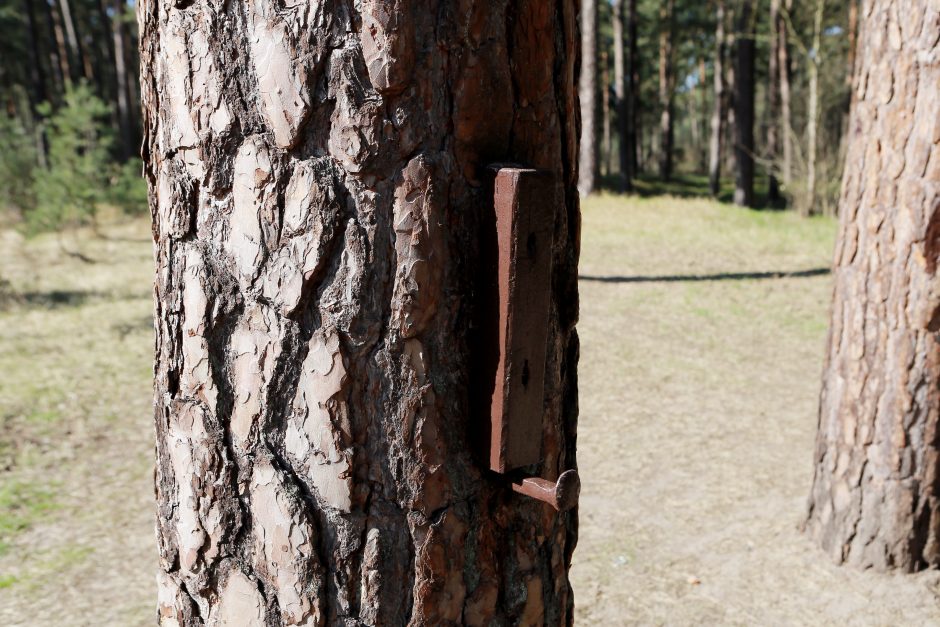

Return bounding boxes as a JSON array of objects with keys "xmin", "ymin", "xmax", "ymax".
[
  {"xmin": 0, "ymin": 288, "xmax": 146, "ymax": 311},
  {"xmin": 598, "ymin": 172, "xmax": 786, "ymax": 210},
  {"xmin": 580, "ymin": 268, "xmax": 830, "ymax": 284}
]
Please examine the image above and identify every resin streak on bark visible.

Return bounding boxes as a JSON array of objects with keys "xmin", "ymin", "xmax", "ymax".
[
  {"xmin": 805, "ymin": 0, "xmax": 940, "ymax": 572},
  {"xmin": 140, "ymin": 0, "xmax": 580, "ymax": 623}
]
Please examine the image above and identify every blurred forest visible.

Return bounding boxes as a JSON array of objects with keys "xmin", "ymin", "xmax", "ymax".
[
  {"xmin": 0, "ymin": 0, "xmax": 145, "ymax": 240},
  {"xmin": 579, "ymin": 0, "xmax": 857, "ymax": 216},
  {"xmin": 0, "ymin": 0, "xmax": 858, "ymax": 234}
]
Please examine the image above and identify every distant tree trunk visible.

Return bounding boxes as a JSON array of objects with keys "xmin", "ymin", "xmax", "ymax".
[
  {"xmin": 111, "ymin": 0, "xmax": 133, "ymax": 160},
  {"xmin": 49, "ymin": 0, "xmax": 72, "ymax": 88},
  {"xmin": 698, "ymin": 57, "xmax": 708, "ymax": 173},
  {"xmin": 657, "ymin": 0, "xmax": 675, "ymax": 181},
  {"xmin": 627, "ymin": 0, "xmax": 640, "ymax": 178},
  {"xmin": 140, "ymin": 0, "xmax": 581, "ymax": 623},
  {"xmin": 723, "ymin": 3, "xmax": 737, "ymax": 179},
  {"xmin": 613, "ymin": 0, "xmax": 631, "ymax": 191},
  {"xmin": 690, "ymin": 66, "xmax": 701, "ymax": 163},
  {"xmin": 804, "ymin": 0, "xmax": 825, "ymax": 215},
  {"xmin": 779, "ymin": 0, "xmax": 793, "ymax": 185},
  {"xmin": 579, "ymin": 0, "xmax": 598, "ymax": 196},
  {"xmin": 846, "ymin": 0, "xmax": 858, "ymax": 89},
  {"xmin": 733, "ymin": 0, "xmax": 755, "ymax": 207},
  {"xmin": 58, "ymin": 0, "xmax": 90, "ymax": 82},
  {"xmin": 708, "ymin": 0, "xmax": 726, "ymax": 197},
  {"xmin": 601, "ymin": 49, "xmax": 611, "ymax": 177},
  {"xmin": 804, "ymin": 0, "xmax": 940, "ymax": 572},
  {"xmin": 766, "ymin": 0, "xmax": 781, "ymax": 205},
  {"xmin": 22, "ymin": 0, "xmax": 48, "ymax": 115}
]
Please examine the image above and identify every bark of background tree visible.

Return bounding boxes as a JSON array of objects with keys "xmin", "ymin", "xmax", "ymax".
[
  {"xmin": 23, "ymin": 0, "xmax": 48, "ymax": 117},
  {"xmin": 733, "ymin": 0, "xmax": 755, "ymax": 207},
  {"xmin": 708, "ymin": 0, "xmax": 726, "ymax": 197},
  {"xmin": 140, "ymin": 0, "xmax": 581, "ymax": 624},
  {"xmin": 657, "ymin": 0, "xmax": 675, "ymax": 181},
  {"xmin": 766, "ymin": 0, "xmax": 781, "ymax": 205},
  {"xmin": 804, "ymin": 0, "xmax": 940, "ymax": 572},
  {"xmin": 111, "ymin": 0, "xmax": 133, "ymax": 160},
  {"xmin": 579, "ymin": 0, "xmax": 598, "ymax": 196},
  {"xmin": 627, "ymin": 0, "xmax": 640, "ymax": 179},
  {"xmin": 804, "ymin": 0, "xmax": 825, "ymax": 215},
  {"xmin": 846, "ymin": 0, "xmax": 858, "ymax": 89},
  {"xmin": 613, "ymin": 0, "xmax": 632, "ymax": 192},
  {"xmin": 601, "ymin": 49, "xmax": 612, "ymax": 177}
]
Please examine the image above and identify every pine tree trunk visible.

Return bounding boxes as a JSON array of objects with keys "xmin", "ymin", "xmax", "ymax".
[
  {"xmin": 49, "ymin": 0, "xmax": 73, "ymax": 88},
  {"xmin": 613, "ymin": 0, "xmax": 631, "ymax": 191},
  {"xmin": 601, "ymin": 49, "xmax": 611, "ymax": 177},
  {"xmin": 708, "ymin": 0, "xmax": 726, "ymax": 197},
  {"xmin": 766, "ymin": 0, "xmax": 781, "ymax": 205},
  {"xmin": 22, "ymin": 0, "xmax": 48, "ymax": 116},
  {"xmin": 579, "ymin": 0, "xmax": 598, "ymax": 196},
  {"xmin": 139, "ymin": 0, "xmax": 581, "ymax": 623},
  {"xmin": 778, "ymin": 0, "xmax": 793, "ymax": 186},
  {"xmin": 58, "ymin": 0, "xmax": 90, "ymax": 82},
  {"xmin": 804, "ymin": 0, "xmax": 940, "ymax": 572},
  {"xmin": 111, "ymin": 0, "xmax": 133, "ymax": 160},
  {"xmin": 733, "ymin": 0, "xmax": 755, "ymax": 207},
  {"xmin": 804, "ymin": 0, "xmax": 825, "ymax": 216},
  {"xmin": 846, "ymin": 0, "xmax": 858, "ymax": 89},
  {"xmin": 657, "ymin": 0, "xmax": 674, "ymax": 182},
  {"xmin": 698, "ymin": 57, "xmax": 708, "ymax": 173},
  {"xmin": 627, "ymin": 0, "xmax": 640, "ymax": 179}
]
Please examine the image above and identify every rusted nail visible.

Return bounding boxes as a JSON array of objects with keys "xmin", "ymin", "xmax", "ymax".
[{"xmin": 511, "ymin": 469, "xmax": 580, "ymax": 512}]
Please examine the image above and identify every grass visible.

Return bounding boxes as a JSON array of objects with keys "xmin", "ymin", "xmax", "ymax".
[
  {"xmin": 571, "ymin": 191, "xmax": 940, "ymax": 625},
  {"xmin": 0, "ymin": 217, "xmax": 155, "ymax": 625},
  {"xmin": 0, "ymin": 481, "xmax": 60, "ymax": 556}
]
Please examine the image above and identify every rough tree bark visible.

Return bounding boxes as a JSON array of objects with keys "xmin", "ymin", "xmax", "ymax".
[
  {"xmin": 804, "ymin": 0, "xmax": 940, "ymax": 572},
  {"xmin": 733, "ymin": 0, "xmax": 755, "ymax": 207},
  {"xmin": 579, "ymin": 0, "xmax": 597, "ymax": 196},
  {"xmin": 657, "ymin": 0, "xmax": 675, "ymax": 181},
  {"xmin": 708, "ymin": 0, "xmax": 726, "ymax": 197},
  {"xmin": 140, "ymin": 0, "xmax": 581, "ymax": 624}
]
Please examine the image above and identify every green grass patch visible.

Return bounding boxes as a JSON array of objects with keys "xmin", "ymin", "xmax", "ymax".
[{"xmin": 0, "ymin": 480, "xmax": 60, "ymax": 556}]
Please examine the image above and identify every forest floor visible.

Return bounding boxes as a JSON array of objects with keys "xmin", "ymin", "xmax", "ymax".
[{"xmin": 1, "ymin": 186, "xmax": 940, "ymax": 625}]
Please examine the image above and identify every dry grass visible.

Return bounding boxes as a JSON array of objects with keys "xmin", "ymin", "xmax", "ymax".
[
  {"xmin": 571, "ymin": 193, "xmax": 940, "ymax": 625},
  {"xmin": 0, "ymin": 221, "xmax": 155, "ymax": 625},
  {"xmin": 0, "ymin": 194, "xmax": 938, "ymax": 625}
]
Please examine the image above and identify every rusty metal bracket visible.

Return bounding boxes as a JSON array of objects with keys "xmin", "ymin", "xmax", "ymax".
[{"xmin": 473, "ymin": 165, "xmax": 580, "ymax": 512}]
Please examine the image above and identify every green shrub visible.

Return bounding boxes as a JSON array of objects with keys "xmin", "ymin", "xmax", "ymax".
[
  {"xmin": 0, "ymin": 115, "xmax": 38, "ymax": 219},
  {"xmin": 109, "ymin": 158, "xmax": 149, "ymax": 216},
  {"xmin": 27, "ymin": 83, "xmax": 113, "ymax": 234}
]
